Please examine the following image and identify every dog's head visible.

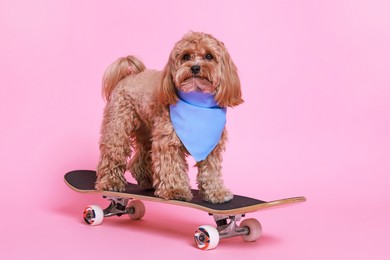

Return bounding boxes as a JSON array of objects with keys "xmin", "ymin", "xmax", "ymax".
[{"xmin": 158, "ymin": 32, "xmax": 243, "ymax": 107}]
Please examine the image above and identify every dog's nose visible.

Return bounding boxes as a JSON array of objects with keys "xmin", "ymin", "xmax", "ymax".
[{"xmin": 191, "ymin": 65, "xmax": 201, "ymax": 75}]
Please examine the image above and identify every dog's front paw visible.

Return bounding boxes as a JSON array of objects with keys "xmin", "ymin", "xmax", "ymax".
[
  {"xmin": 155, "ymin": 187, "xmax": 193, "ymax": 202},
  {"xmin": 201, "ymin": 188, "xmax": 233, "ymax": 204},
  {"xmin": 95, "ymin": 175, "xmax": 127, "ymax": 192}
]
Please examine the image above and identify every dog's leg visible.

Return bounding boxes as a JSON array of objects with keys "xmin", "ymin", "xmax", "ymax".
[
  {"xmin": 196, "ymin": 130, "xmax": 233, "ymax": 203},
  {"xmin": 151, "ymin": 113, "xmax": 193, "ymax": 201},
  {"xmin": 128, "ymin": 124, "xmax": 153, "ymax": 189},
  {"xmin": 96, "ymin": 94, "xmax": 135, "ymax": 192}
]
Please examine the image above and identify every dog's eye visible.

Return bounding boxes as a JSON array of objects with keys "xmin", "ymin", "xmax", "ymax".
[
  {"xmin": 182, "ymin": 54, "xmax": 191, "ymax": 61},
  {"xmin": 205, "ymin": 54, "xmax": 214, "ymax": 61}
]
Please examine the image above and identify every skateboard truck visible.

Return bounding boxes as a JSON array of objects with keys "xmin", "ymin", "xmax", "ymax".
[
  {"xmin": 101, "ymin": 196, "xmax": 130, "ymax": 217},
  {"xmin": 83, "ymin": 196, "xmax": 146, "ymax": 225},
  {"xmin": 213, "ymin": 214, "xmax": 250, "ymax": 239},
  {"xmin": 194, "ymin": 214, "xmax": 262, "ymax": 250}
]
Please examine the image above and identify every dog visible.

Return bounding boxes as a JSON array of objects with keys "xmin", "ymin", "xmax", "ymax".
[{"xmin": 95, "ymin": 32, "xmax": 243, "ymax": 203}]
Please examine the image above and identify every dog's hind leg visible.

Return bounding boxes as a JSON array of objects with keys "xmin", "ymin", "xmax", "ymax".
[
  {"xmin": 95, "ymin": 92, "xmax": 136, "ymax": 192},
  {"xmin": 128, "ymin": 124, "xmax": 154, "ymax": 189}
]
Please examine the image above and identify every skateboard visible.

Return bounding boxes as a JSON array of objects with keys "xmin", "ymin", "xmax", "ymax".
[{"xmin": 64, "ymin": 170, "xmax": 306, "ymax": 250}]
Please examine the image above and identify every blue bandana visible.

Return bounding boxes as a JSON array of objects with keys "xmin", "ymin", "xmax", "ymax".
[{"xmin": 169, "ymin": 91, "xmax": 226, "ymax": 162}]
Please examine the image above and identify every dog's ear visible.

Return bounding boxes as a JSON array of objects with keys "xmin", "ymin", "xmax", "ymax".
[
  {"xmin": 157, "ymin": 57, "xmax": 178, "ymax": 105},
  {"xmin": 215, "ymin": 46, "xmax": 244, "ymax": 107}
]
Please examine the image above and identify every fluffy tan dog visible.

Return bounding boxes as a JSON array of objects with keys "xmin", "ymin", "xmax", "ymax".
[{"xmin": 95, "ymin": 32, "xmax": 243, "ymax": 203}]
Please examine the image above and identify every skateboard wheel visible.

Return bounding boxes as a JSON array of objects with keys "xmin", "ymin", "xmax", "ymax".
[
  {"xmin": 126, "ymin": 200, "xmax": 145, "ymax": 220},
  {"xmin": 83, "ymin": 205, "xmax": 104, "ymax": 226},
  {"xmin": 194, "ymin": 225, "xmax": 220, "ymax": 250},
  {"xmin": 239, "ymin": 218, "xmax": 262, "ymax": 242}
]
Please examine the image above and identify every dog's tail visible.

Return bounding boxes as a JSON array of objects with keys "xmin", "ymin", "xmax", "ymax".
[{"xmin": 102, "ymin": 55, "xmax": 146, "ymax": 101}]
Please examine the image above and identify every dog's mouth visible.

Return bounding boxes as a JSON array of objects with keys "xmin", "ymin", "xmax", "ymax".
[{"xmin": 180, "ymin": 76, "xmax": 214, "ymax": 92}]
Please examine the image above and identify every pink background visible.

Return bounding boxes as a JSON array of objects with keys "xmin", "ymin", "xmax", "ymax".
[{"xmin": 1, "ymin": 0, "xmax": 389, "ymax": 258}]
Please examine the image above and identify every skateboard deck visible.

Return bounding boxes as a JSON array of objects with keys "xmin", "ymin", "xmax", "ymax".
[
  {"xmin": 65, "ymin": 170, "xmax": 305, "ymax": 215},
  {"xmin": 64, "ymin": 170, "xmax": 306, "ymax": 250}
]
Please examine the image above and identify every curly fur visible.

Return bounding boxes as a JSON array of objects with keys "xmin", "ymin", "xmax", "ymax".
[{"xmin": 95, "ymin": 32, "xmax": 243, "ymax": 203}]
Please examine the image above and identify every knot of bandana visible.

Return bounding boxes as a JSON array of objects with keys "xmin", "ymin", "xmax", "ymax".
[{"xmin": 169, "ymin": 90, "xmax": 226, "ymax": 162}]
